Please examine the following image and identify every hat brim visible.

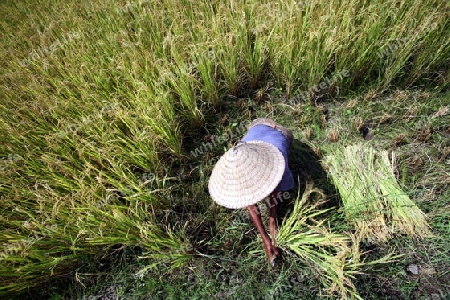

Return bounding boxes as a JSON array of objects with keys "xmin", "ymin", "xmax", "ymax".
[{"xmin": 208, "ymin": 140, "xmax": 285, "ymax": 209}]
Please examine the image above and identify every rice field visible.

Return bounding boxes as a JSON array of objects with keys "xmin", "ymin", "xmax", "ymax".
[{"xmin": 0, "ymin": 0, "xmax": 449, "ymax": 298}]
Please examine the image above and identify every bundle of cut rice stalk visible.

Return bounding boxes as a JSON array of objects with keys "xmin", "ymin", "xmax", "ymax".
[
  {"xmin": 277, "ymin": 182, "xmax": 397, "ymax": 299},
  {"xmin": 323, "ymin": 143, "xmax": 432, "ymax": 242}
]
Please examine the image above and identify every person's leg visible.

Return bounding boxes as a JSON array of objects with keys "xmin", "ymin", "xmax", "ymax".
[
  {"xmin": 247, "ymin": 204, "xmax": 277, "ymax": 264},
  {"xmin": 269, "ymin": 191, "xmax": 279, "ymax": 257}
]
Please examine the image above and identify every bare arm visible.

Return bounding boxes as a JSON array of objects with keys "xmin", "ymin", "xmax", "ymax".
[{"xmin": 269, "ymin": 191, "xmax": 279, "ymax": 247}]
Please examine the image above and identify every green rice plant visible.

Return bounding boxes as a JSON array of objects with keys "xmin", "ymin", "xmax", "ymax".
[
  {"xmin": 267, "ymin": 0, "xmax": 351, "ymax": 99},
  {"xmin": 278, "ymin": 182, "xmax": 397, "ymax": 299},
  {"xmin": 239, "ymin": 5, "xmax": 268, "ymax": 89},
  {"xmin": 266, "ymin": 0, "xmax": 309, "ymax": 99},
  {"xmin": 0, "ymin": 36, "xmax": 186, "ymax": 300},
  {"xmin": 403, "ymin": 14, "xmax": 450, "ymax": 89},
  {"xmin": 162, "ymin": 57, "xmax": 204, "ymax": 127},
  {"xmin": 374, "ymin": 5, "xmax": 438, "ymax": 90},
  {"xmin": 0, "ymin": 222, "xmax": 191, "ymax": 295},
  {"xmin": 141, "ymin": 87, "xmax": 184, "ymax": 157},
  {"xmin": 0, "ymin": 175, "xmax": 192, "ymax": 295},
  {"xmin": 324, "ymin": 143, "xmax": 432, "ymax": 242},
  {"xmin": 192, "ymin": 49, "xmax": 221, "ymax": 107},
  {"xmin": 265, "ymin": 0, "xmax": 448, "ymax": 98},
  {"xmin": 206, "ymin": 4, "xmax": 244, "ymax": 97},
  {"xmin": 215, "ymin": 44, "xmax": 242, "ymax": 97}
]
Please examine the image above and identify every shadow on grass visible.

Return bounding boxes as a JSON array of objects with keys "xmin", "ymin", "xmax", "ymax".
[{"xmin": 277, "ymin": 138, "xmax": 340, "ymax": 223}]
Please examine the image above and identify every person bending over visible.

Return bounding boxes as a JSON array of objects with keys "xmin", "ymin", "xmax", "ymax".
[{"xmin": 208, "ymin": 118, "xmax": 294, "ymax": 266}]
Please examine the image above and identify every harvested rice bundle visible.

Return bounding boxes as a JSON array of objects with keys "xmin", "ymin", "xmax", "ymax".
[
  {"xmin": 376, "ymin": 151, "xmax": 432, "ymax": 237},
  {"xmin": 324, "ymin": 144, "xmax": 390, "ymax": 241},
  {"xmin": 277, "ymin": 182, "xmax": 362, "ymax": 299},
  {"xmin": 278, "ymin": 182, "xmax": 397, "ymax": 299},
  {"xmin": 324, "ymin": 143, "xmax": 431, "ymax": 242}
]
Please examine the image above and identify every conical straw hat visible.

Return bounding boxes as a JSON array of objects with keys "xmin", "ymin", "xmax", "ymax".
[{"xmin": 208, "ymin": 140, "xmax": 285, "ymax": 209}]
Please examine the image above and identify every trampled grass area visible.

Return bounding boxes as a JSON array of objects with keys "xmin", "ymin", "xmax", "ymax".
[{"xmin": 0, "ymin": 0, "xmax": 449, "ymax": 299}]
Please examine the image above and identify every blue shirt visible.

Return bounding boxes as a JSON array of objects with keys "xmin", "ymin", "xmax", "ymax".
[{"xmin": 241, "ymin": 124, "xmax": 294, "ymax": 191}]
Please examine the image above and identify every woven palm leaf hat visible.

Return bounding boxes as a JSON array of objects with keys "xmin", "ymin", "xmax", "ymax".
[{"xmin": 208, "ymin": 140, "xmax": 285, "ymax": 209}]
